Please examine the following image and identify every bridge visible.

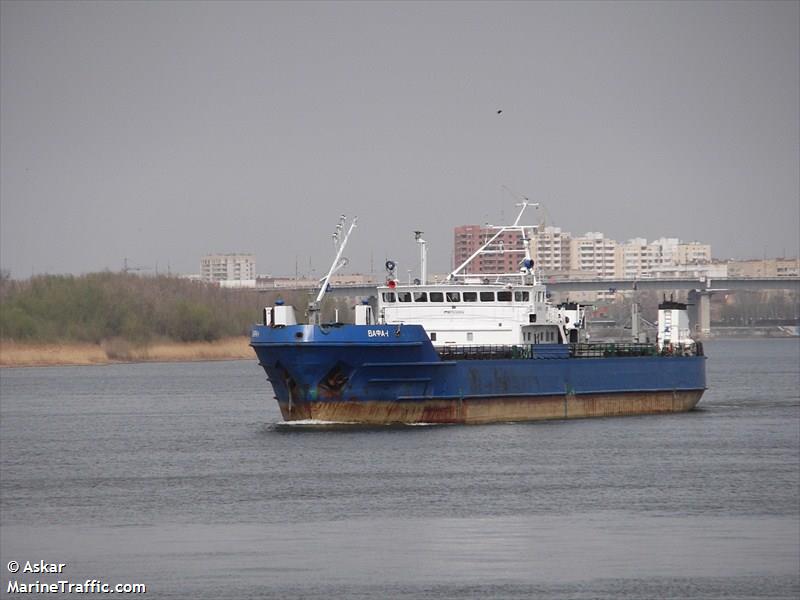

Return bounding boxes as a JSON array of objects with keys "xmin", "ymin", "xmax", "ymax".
[
  {"xmin": 257, "ymin": 277, "xmax": 800, "ymax": 337},
  {"xmin": 543, "ymin": 277, "xmax": 800, "ymax": 293},
  {"xmin": 547, "ymin": 278, "xmax": 800, "ymax": 336}
]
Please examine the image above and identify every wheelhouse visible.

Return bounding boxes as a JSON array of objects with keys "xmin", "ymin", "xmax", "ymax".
[{"xmin": 377, "ymin": 283, "xmax": 569, "ymax": 347}]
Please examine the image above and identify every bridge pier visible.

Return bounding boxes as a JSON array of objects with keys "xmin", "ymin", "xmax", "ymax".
[{"xmin": 688, "ymin": 289, "xmax": 712, "ymax": 338}]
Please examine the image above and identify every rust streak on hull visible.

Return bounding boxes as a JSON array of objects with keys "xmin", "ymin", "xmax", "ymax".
[{"xmin": 278, "ymin": 390, "xmax": 704, "ymax": 424}]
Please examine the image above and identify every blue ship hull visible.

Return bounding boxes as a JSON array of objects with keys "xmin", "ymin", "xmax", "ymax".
[{"xmin": 250, "ymin": 324, "xmax": 706, "ymax": 424}]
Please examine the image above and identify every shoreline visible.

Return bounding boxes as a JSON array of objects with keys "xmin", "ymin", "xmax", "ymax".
[
  {"xmin": 0, "ymin": 337, "xmax": 253, "ymax": 368},
  {"xmin": 3, "ymin": 330, "xmax": 795, "ymax": 369}
]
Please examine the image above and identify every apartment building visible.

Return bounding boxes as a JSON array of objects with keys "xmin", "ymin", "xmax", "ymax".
[
  {"xmin": 453, "ymin": 225, "xmax": 529, "ymax": 274},
  {"xmin": 620, "ymin": 238, "xmax": 660, "ymax": 279},
  {"xmin": 652, "ymin": 238, "xmax": 680, "ymax": 265},
  {"xmin": 570, "ymin": 233, "xmax": 621, "ymax": 279},
  {"xmin": 619, "ymin": 238, "xmax": 712, "ymax": 279},
  {"xmin": 200, "ymin": 253, "xmax": 256, "ymax": 283},
  {"xmin": 533, "ymin": 226, "xmax": 571, "ymax": 273},
  {"xmin": 727, "ymin": 258, "xmax": 800, "ymax": 278},
  {"xmin": 675, "ymin": 241, "xmax": 712, "ymax": 265},
  {"xmin": 454, "ymin": 225, "xmax": 713, "ymax": 281},
  {"xmin": 651, "ymin": 261, "xmax": 728, "ymax": 279}
]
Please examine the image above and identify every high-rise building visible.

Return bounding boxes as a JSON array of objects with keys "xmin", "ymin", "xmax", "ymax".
[
  {"xmin": 620, "ymin": 238, "xmax": 658, "ymax": 279},
  {"xmin": 201, "ymin": 253, "xmax": 256, "ymax": 283},
  {"xmin": 620, "ymin": 238, "xmax": 711, "ymax": 279},
  {"xmin": 651, "ymin": 238, "xmax": 680, "ymax": 266},
  {"xmin": 454, "ymin": 224, "xmax": 711, "ymax": 281},
  {"xmin": 534, "ymin": 226, "xmax": 571, "ymax": 273},
  {"xmin": 453, "ymin": 225, "xmax": 530, "ymax": 275},
  {"xmin": 570, "ymin": 233, "xmax": 621, "ymax": 279},
  {"xmin": 620, "ymin": 238, "xmax": 678, "ymax": 279},
  {"xmin": 675, "ymin": 242, "xmax": 712, "ymax": 265}
]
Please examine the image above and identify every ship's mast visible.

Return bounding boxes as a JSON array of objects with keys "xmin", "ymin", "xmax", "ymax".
[
  {"xmin": 308, "ymin": 215, "xmax": 357, "ymax": 324},
  {"xmin": 447, "ymin": 201, "xmax": 539, "ymax": 284}
]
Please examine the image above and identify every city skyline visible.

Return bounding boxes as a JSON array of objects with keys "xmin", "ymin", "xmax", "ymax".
[
  {"xmin": 3, "ymin": 217, "xmax": 794, "ymax": 281},
  {"xmin": 2, "ymin": 1, "xmax": 798, "ymax": 278},
  {"xmin": 199, "ymin": 224, "xmax": 796, "ymax": 282}
]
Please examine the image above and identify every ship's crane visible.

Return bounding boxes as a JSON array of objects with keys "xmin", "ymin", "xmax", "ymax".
[{"xmin": 122, "ymin": 258, "xmax": 151, "ymax": 274}]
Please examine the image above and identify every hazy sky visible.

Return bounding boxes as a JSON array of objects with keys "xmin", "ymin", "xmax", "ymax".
[{"xmin": 1, "ymin": 1, "xmax": 798, "ymax": 278}]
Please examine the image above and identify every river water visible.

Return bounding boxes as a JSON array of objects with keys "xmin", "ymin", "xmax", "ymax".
[{"xmin": 1, "ymin": 339, "xmax": 798, "ymax": 599}]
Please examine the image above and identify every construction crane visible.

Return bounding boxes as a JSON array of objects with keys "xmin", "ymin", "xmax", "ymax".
[{"xmin": 122, "ymin": 258, "xmax": 150, "ymax": 274}]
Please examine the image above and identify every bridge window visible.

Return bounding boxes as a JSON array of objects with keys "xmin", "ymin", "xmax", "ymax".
[
  {"xmin": 463, "ymin": 292, "xmax": 477, "ymax": 302},
  {"xmin": 446, "ymin": 291, "xmax": 461, "ymax": 302},
  {"xmin": 514, "ymin": 291, "xmax": 530, "ymax": 302},
  {"xmin": 429, "ymin": 292, "xmax": 444, "ymax": 302},
  {"xmin": 467, "ymin": 332, "xmax": 473, "ymax": 341},
  {"xmin": 413, "ymin": 292, "xmax": 428, "ymax": 302},
  {"xmin": 480, "ymin": 291, "xmax": 495, "ymax": 302},
  {"xmin": 382, "ymin": 292, "xmax": 396, "ymax": 303},
  {"xmin": 497, "ymin": 291, "xmax": 512, "ymax": 301},
  {"xmin": 430, "ymin": 332, "xmax": 437, "ymax": 341},
  {"xmin": 397, "ymin": 292, "xmax": 412, "ymax": 302}
]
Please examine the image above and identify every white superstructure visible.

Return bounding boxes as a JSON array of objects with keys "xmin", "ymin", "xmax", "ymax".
[
  {"xmin": 656, "ymin": 299, "xmax": 694, "ymax": 351},
  {"xmin": 373, "ymin": 202, "xmax": 586, "ymax": 346}
]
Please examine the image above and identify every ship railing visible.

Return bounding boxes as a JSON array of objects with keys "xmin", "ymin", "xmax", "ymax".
[
  {"xmin": 436, "ymin": 345, "xmax": 529, "ymax": 360},
  {"xmin": 569, "ymin": 343, "xmax": 657, "ymax": 358},
  {"xmin": 436, "ymin": 345, "xmax": 569, "ymax": 360},
  {"xmin": 570, "ymin": 342, "xmax": 702, "ymax": 358},
  {"xmin": 435, "ymin": 342, "xmax": 702, "ymax": 361}
]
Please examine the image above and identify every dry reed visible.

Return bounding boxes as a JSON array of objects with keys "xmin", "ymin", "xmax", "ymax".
[{"xmin": 0, "ymin": 337, "xmax": 252, "ymax": 367}]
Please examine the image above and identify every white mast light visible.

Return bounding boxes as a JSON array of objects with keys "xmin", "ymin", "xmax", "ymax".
[{"xmin": 415, "ymin": 230, "xmax": 427, "ymax": 285}]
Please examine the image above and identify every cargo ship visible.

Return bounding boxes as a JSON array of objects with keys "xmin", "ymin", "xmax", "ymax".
[{"xmin": 250, "ymin": 204, "xmax": 706, "ymax": 424}]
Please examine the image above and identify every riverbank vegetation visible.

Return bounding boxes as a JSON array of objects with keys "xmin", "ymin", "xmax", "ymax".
[
  {"xmin": 0, "ymin": 272, "xmax": 357, "ymax": 365},
  {"xmin": 0, "ymin": 272, "xmax": 266, "ymax": 344}
]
